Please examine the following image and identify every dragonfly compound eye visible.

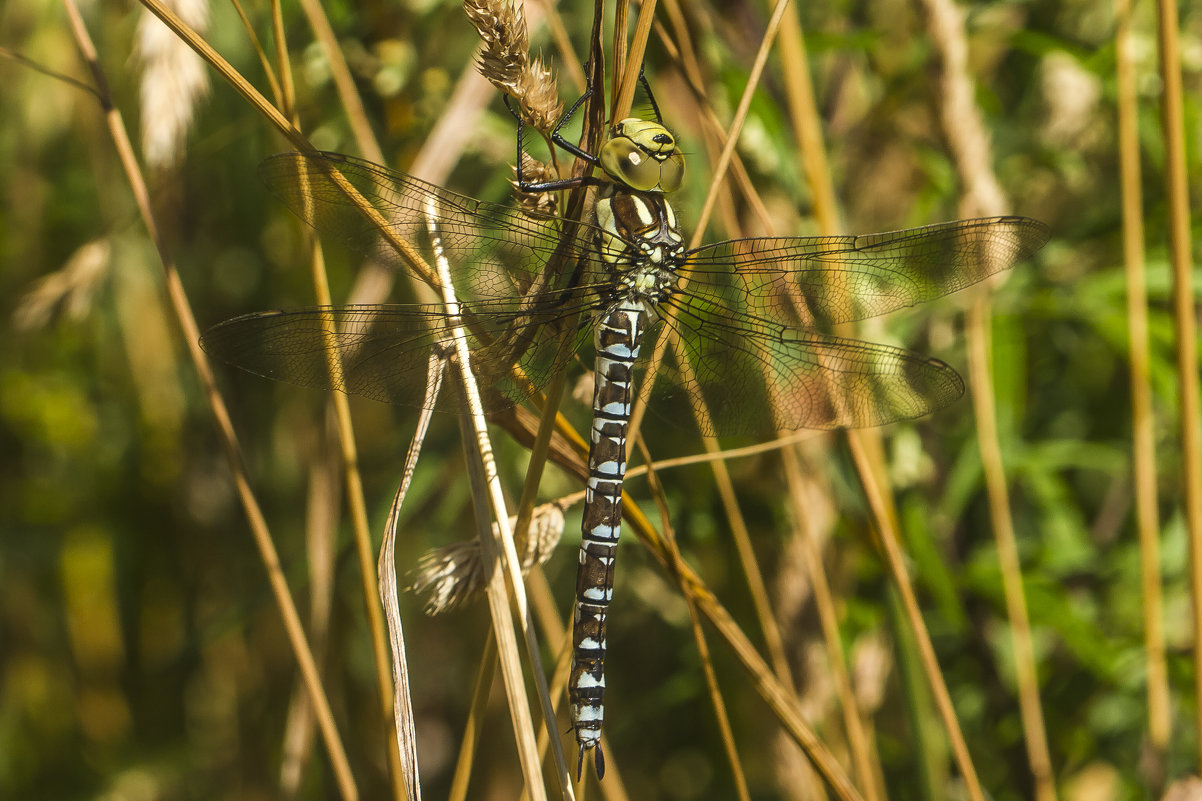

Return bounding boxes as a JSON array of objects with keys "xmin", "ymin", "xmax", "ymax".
[{"xmin": 600, "ymin": 118, "xmax": 686, "ymax": 193}]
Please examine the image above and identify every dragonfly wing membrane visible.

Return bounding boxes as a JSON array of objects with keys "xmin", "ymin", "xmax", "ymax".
[
  {"xmin": 258, "ymin": 151, "xmax": 613, "ymax": 304},
  {"xmin": 199, "ymin": 301, "xmax": 587, "ymax": 412},
  {"xmin": 656, "ymin": 293, "xmax": 965, "ymax": 437},
  {"xmin": 679, "ymin": 216, "xmax": 1049, "ymax": 330}
]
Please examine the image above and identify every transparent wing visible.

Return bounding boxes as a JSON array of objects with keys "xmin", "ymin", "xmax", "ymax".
[
  {"xmin": 200, "ymin": 300, "xmax": 594, "ymax": 411},
  {"xmin": 678, "ymin": 216, "xmax": 1049, "ymax": 329},
  {"xmin": 258, "ymin": 151, "xmax": 618, "ymax": 303},
  {"xmin": 653, "ymin": 291, "xmax": 965, "ymax": 437},
  {"xmin": 246, "ymin": 154, "xmax": 1045, "ymax": 432}
]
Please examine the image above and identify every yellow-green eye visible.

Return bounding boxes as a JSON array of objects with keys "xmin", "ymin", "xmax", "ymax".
[
  {"xmin": 656, "ymin": 152, "xmax": 685, "ymax": 193},
  {"xmin": 598, "ymin": 118, "xmax": 686, "ymax": 192}
]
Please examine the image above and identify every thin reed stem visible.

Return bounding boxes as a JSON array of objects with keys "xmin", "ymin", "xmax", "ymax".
[
  {"xmin": 1154, "ymin": 0, "xmax": 1202, "ymax": 768},
  {"xmin": 432, "ymin": 220, "xmax": 566, "ymax": 798},
  {"xmin": 918, "ymin": 0, "xmax": 1054, "ymax": 796},
  {"xmin": 1116, "ymin": 0, "xmax": 1170, "ymax": 780},
  {"xmin": 778, "ymin": 3, "xmax": 840, "ymax": 234},
  {"xmin": 447, "ymin": 636, "xmax": 497, "ymax": 801},
  {"xmin": 612, "ymin": 0, "xmax": 655, "ymax": 122},
  {"xmin": 654, "ymin": 3, "xmax": 775, "ymax": 233},
  {"xmin": 307, "ymin": 234, "xmax": 409, "ymax": 801},
  {"xmin": 62, "ymin": 2, "xmax": 359, "ymax": 797},
  {"xmin": 268, "ymin": 0, "xmax": 294, "ymax": 119},
  {"xmin": 227, "ymin": 0, "xmax": 282, "ymax": 109},
  {"xmin": 775, "ymin": 8, "xmax": 883, "ymax": 797},
  {"xmin": 617, "ymin": 496, "xmax": 865, "ymax": 801},
  {"xmin": 689, "ymin": 0, "xmax": 790, "ymax": 245},
  {"xmin": 295, "ymin": 0, "xmax": 385, "ymax": 164},
  {"xmin": 966, "ymin": 300, "xmax": 1054, "ymax": 801},
  {"xmin": 781, "ymin": 445, "xmax": 882, "ymax": 801},
  {"xmin": 702, "ymin": 435, "xmax": 797, "ymax": 692},
  {"xmin": 846, "ymin": 431, "xmax": 981, "ymax": 801},
  {"xmin": 639, "ymin": 447, "xmax": 753, "ymax": 801}
]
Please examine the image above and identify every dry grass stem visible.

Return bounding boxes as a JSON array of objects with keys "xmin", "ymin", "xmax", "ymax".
[
  {"xmin": 446, "ymin": 637, "xmax": 499, "ymax": 801},
  {"xmin": 268, "ymin": 0, "xmax": 295, "ymax": 121},
  {"xmin": 294, "ymin": 0, "xmax": 384, "ymax": 164},
  {"xmin": 613, "ymin": 493, "xmax": 863, "ymax": 799},
  {"xmin": 1153, "ymin": 0, "xmax": 1202, "ymax": 765},
  {"xmin": 225, "ymin": 0, "xmax": 283, "ymax": 111},
  {"xmin": 700, "ymin": 435, "xmax": 795, "ymax": 686},
  {"xmin": 688, "ymin": 0, "xmax": 789, "ymax": 247},
  {"xmin": 654, "ymin": 3, "xmax": 774, "ymax": 234},
  {"xmin": 636, "ymin": 442, "xmax": 753, "ymax": 799},
  {"xmin": 305, "ymin": 238, "xmax": 408, "ymax": 801},
  {"xmin": 63, "ymin": 2, "xmax": 359, "ymax": 797},
  {"xmin": 378, "ymin": 353, "xmax": 451, "ymax": 801},
  {"xmin": 135, "ymin": 0, "xmax": 307, "ymax": 149},
  {"xmin": 781, "ymin": 444, "xmax": 883, "ymax": 801},
  {"xmin": 774, "ymin": 12, "xmax": 885, "ymax": 797},
  {"xmin": 430, "ymin": 210, "xmax": 570, "ymax": 798},
  {"xmin": 690, "ymin": 583, "xmax": 753, "ymax": 801},
  {"xmin": 279, "ymin": 440, "xmax": 341, "ymax": 796},
  {"xmin": 611, "ymin": 0, "xmax": 655, "ymax": 122},
  {"xmin": 1115, "ymin": 0, "xmax": 1171, "ymax": 776},
  {"xmin": 778, "ymin": 4, "xmax": 840, "ymax": 233},
  {"xmin": 918, "ymin": 0, "xmax": 1056, "ymax": 797}
]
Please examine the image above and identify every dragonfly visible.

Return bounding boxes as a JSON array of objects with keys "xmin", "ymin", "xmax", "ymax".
[{"xmin": 200, "ymin": 82, "xmax": 1049, "ymax": 778}]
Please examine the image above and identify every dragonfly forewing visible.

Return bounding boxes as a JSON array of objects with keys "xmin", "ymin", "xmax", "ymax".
[
  {"xmin": 678, "ymin": 216, "xmax": 1049, "ymax": 331},
  {"xmin": 258, "ymin": 151, "xmax": 613, "ymax": 305}
]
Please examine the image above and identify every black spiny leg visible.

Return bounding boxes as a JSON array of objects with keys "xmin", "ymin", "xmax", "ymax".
[
  {"xmin": 636, "ymin": 65, "xmax": 665, "ymax": 125},
  {"xmin": 507, "ymin": 89, "xmax": 603, "ymax": 192}
]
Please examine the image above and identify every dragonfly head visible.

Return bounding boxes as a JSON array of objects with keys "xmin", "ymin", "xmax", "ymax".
[{"xmin": 599, "ymin": 118, "xmax": 685, "ymax": 193}]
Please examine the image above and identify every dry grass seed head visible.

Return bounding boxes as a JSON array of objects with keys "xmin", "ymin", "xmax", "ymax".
[
  {"xmin": 519, "ymin": 57, "xmax": 561, "ymax": 134},
  {"xmin": 464, "ymin": 0, "xmax": 560, "ymax": 135},
  {"xmin": 136, "ymin": 0, "xmax": 211, "ymax": 167},
  {"xmin": 464, "ymin": 0, "xmax": 528, "ymax": 93},
  {"xmin": 408, "ymin": 501, "xmax": 566, "ymax": 614},
  {"xmin": 511, "ymin": 152, "xmax": 560, "ymax": 217},
  {"xmin": 14, "ymin": 239, "xmax": 111, "ymax": 330}
]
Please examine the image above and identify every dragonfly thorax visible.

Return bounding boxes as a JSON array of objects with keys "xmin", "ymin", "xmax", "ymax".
[
  {"xmin": 594, "ymin": 184, "xmax": 686, "ymax": 276},
  {"xmin": 618, "ymin": 263, "xmax": 677, "ymax": 307},
  {"xmin": 599, "ymin": 118, "xmax": 685, "ymax": 193}
]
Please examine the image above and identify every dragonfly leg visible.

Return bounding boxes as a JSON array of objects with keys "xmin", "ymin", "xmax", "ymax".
[
  {"xmin": 506, "ymin": 89, "xmax": 602, "ymax": 192},
  {"xmin": 548, "ymin": 87, "xmax": 599, "ymax": 164},
  {"xmin": 636, "ymin": 64, "xmax": 665, "ymax": 125}
]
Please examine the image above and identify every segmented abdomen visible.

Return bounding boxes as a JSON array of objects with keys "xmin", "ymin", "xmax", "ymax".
[{"xmin": 570, "ymin": 301, "xmax": 646, "ymax": 779}]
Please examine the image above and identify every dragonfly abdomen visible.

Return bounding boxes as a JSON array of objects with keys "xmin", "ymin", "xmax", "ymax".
[{"xmin": 570, "ymin": 300, "xmax": 647, "ymax": 779}]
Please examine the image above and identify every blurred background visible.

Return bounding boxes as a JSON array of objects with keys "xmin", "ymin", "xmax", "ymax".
[{"xmin": 1, "ymin": 0, "xmax": 1199, "ymax": 799}]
